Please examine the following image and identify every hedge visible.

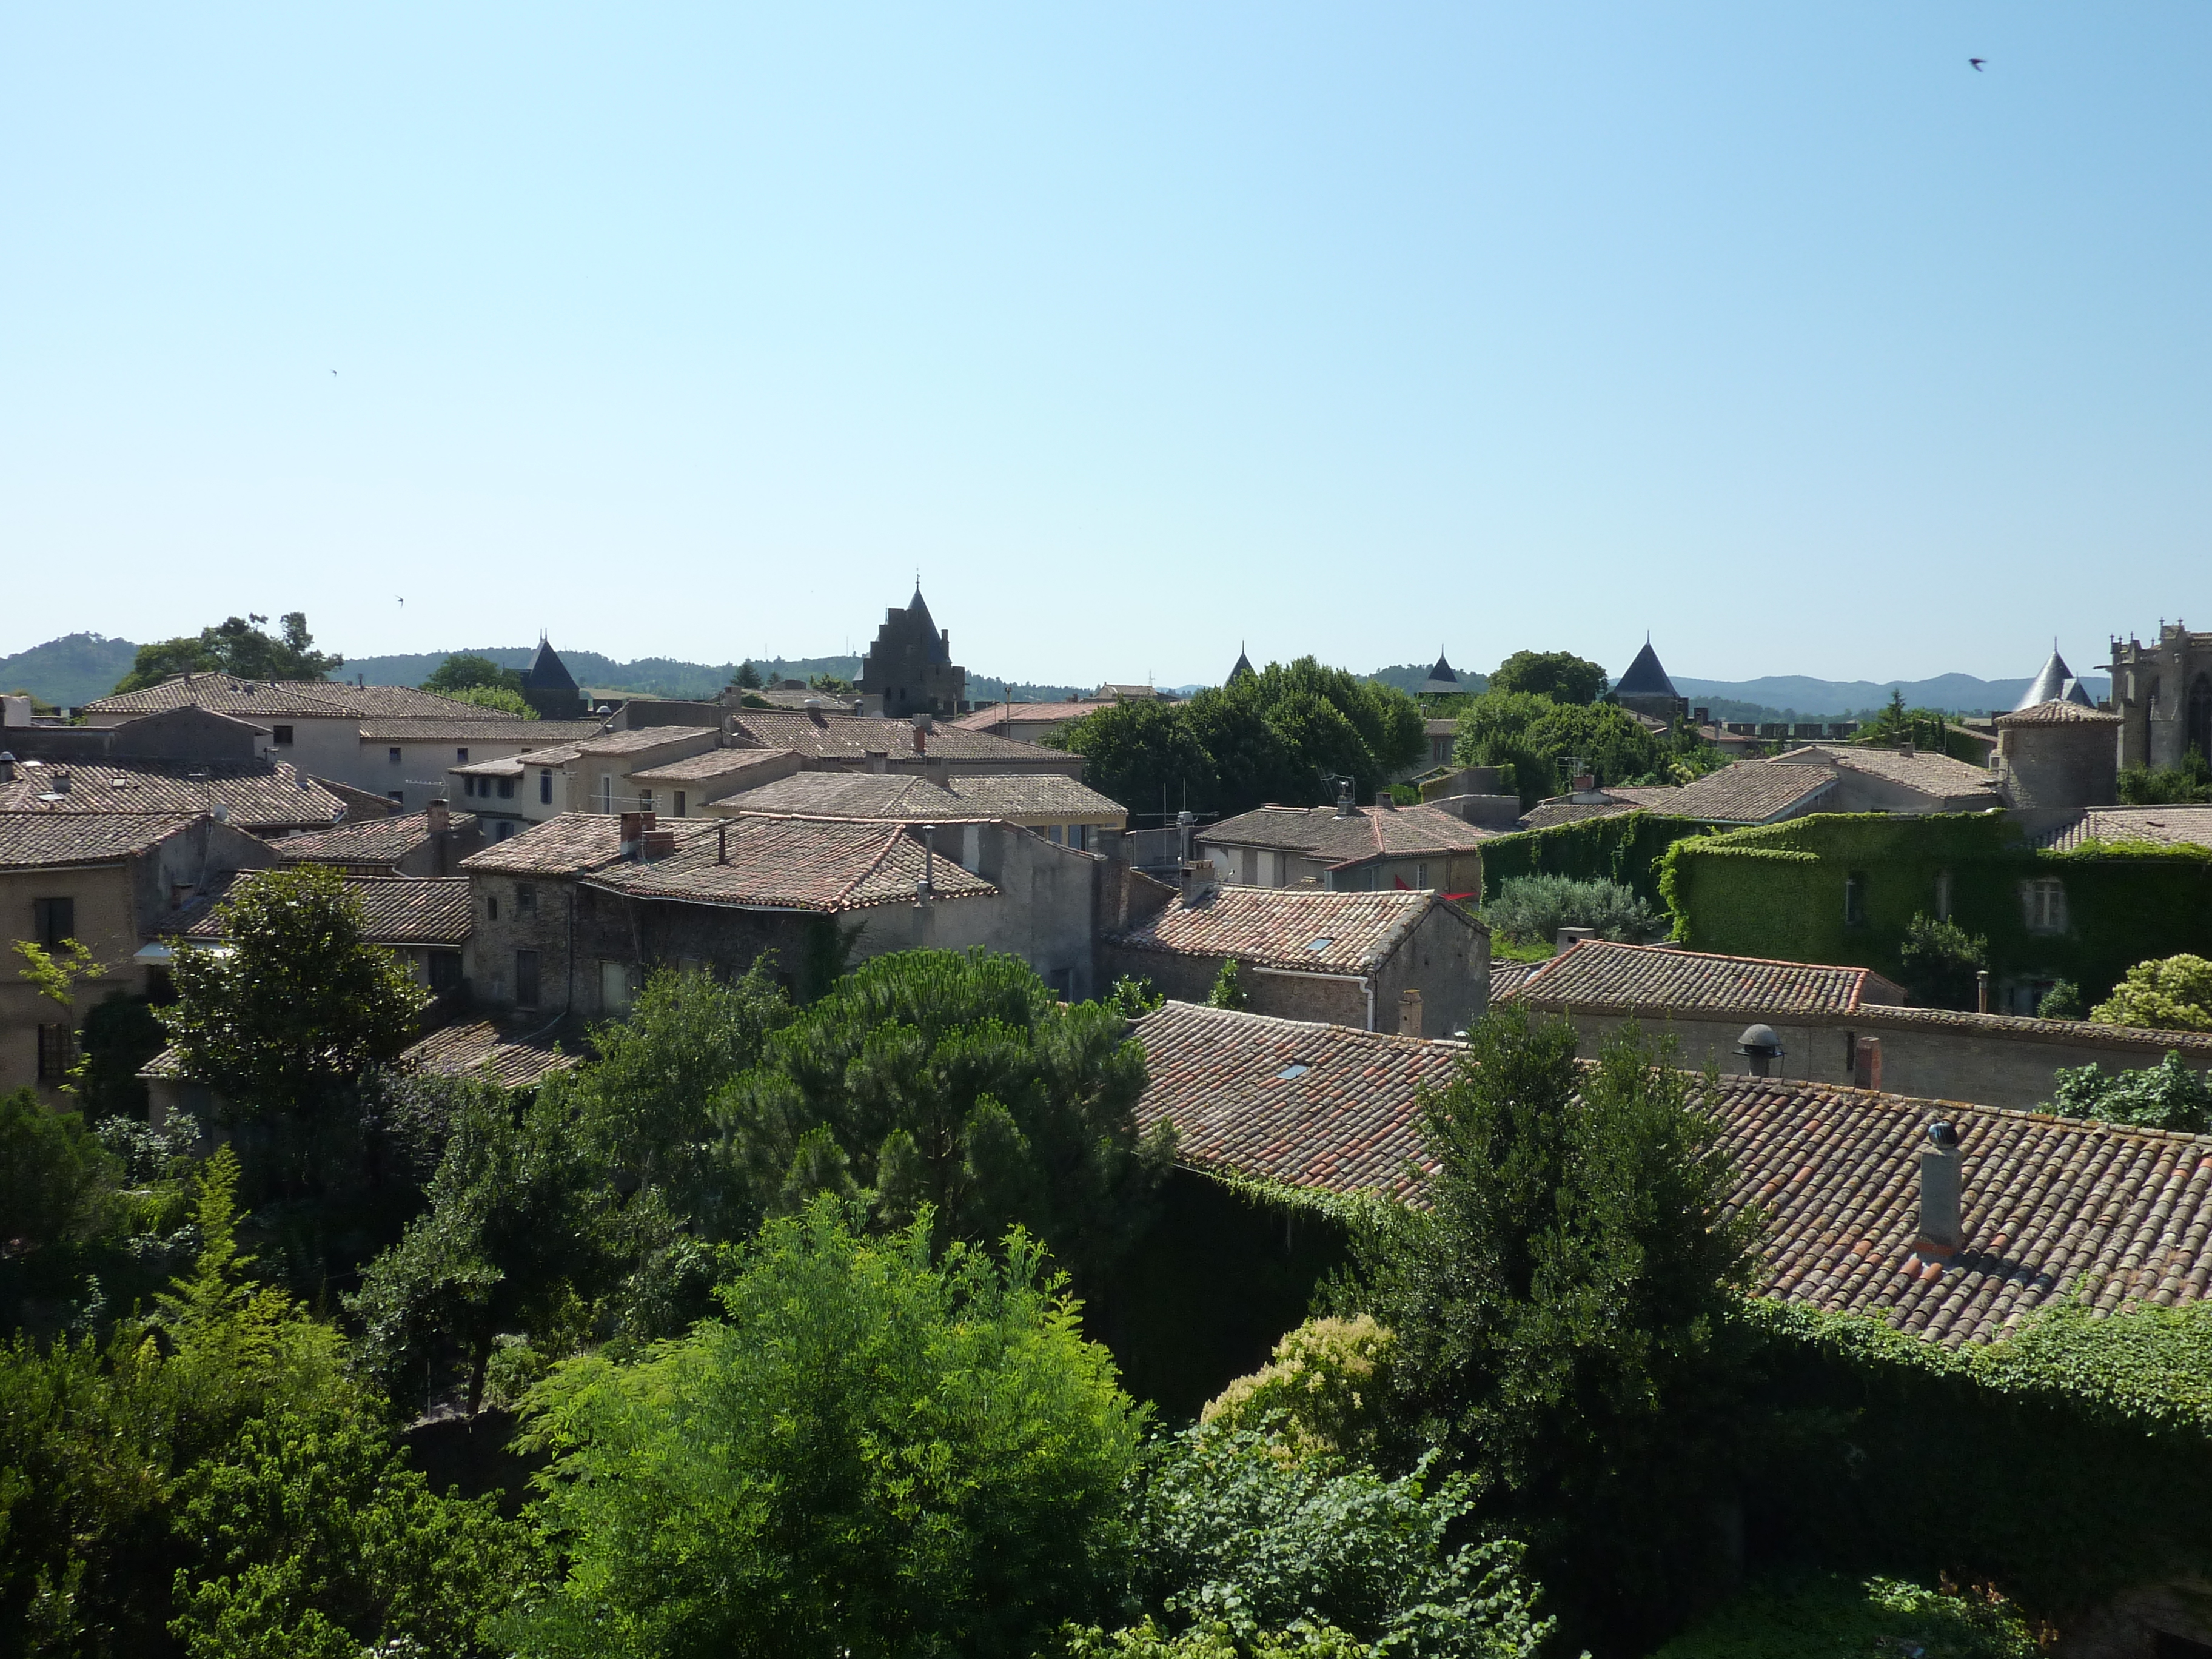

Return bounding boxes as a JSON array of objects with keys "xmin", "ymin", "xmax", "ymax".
[
  {"xmin": 1476, "ymin": 813, "xmax": 1712, "ymax": 905},
  {"xmin": 1661, "ymin": 813, "xmax": 2212, "ymax": 1004}
]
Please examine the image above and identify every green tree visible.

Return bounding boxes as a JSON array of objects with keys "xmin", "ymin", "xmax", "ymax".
[
  {"xmin": 78, "ymin": 992, "xmax": 170, "ymax": 1119},
  {"xmin": 1045, "ymin": 697, "xmax": 1224, "ymax": 819},
  {"xmin": 1347, "ymin": 1005, "xmax": 1760, "ymax": 1649},
  {"xmin": 1649, "ymin": 1573, "xmax": 2038, "ymax": 1659},
  {"xmin": 1488, "ymin": 650, "xmax": 1607, "ymax": 706},
  {"xmin": 1484, "ymin": 874, "xmax": 1655, "ymax": 947},
  {"xmin": 719, "ymin": 950, "xmax": 1172, "ymax": 1282},
  {"xmin": 728, "ymin": 660, "xmax": 764, "ymax": 689},
  {"xmin": 1206, "ymin": 957, "xmax": 1250, "ymax": 1010},
  {"xmin": 2118, "ymin": 751, "xmax": 2212, "ymax": 805},
  {"xmin": 1897, "ymin": 913, "xmax": 1989, "ymax": 1011},
  {"xmin": 444, "ymin": 683, "xmax": 538, "ymax": 718},
  {"xmin": 162, "ymin": 865, "xmax": 427, "ymax": 1125},
  {"xmin": 1450, "ymin": 691, "xmax": 1662, "ymax": 805},
  {"xmin": 510, "ymin": 1199, "xmax": 1144, "ymax": 1659},
  {"xmin": 113, "ymin": 612, "xmax": 341, "ymax": 694},
  {"xmin": 2049, "ymin": 1051, "xmax": 2212, "ymax": 1134},
  {"xmin": 0, "ymin": 1087, "xmax": 119, "ymax": 1256},
  {"xmin": 2091, "ymin": 953, "xmax": 2212, "ymax": 1033},
  {"xmin": 347, "ymin": 1084, "xmax": 620, "ymax": 1415},
  {"xmin": 422, "ymin": 653, "xmax": 524, "ymax": 695}
]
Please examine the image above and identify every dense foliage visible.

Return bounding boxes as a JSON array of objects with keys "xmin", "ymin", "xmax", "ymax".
[
  {"xmin": 2091, "ymin": 952, "xmax": 2212, "ymax": 1031},
  {"xmin": 1486, "ymin": 651, "xmax": 1606, "ymax": 706},
  {"xmin": 1649, "ymin": 1573, "xmax": 2039, "ymax": 1659},
  {"xmin": 512, "ymin": 1199, "xmax": 1143, "ymax": 1658},
  {"xmin": 1483, "ymin": 873, "xmax": 1655, "ymax": 946},
  {"xmin": 1895, "ymin": 912, "xmax": 1988, "ymax": 1010},
  {"xmin": 2048, "ymin": 1050, "xmax": 2212, "ymax": 1133},
  {"xmin": 112, "ymin": 612, "xmax": 340, "ymax": 694},
  {"xmin": 1200, "ymin": 1314, "xmax": 1397, "ymax": 1463},
  {"xmin": 717, "ymin": 949, "xmax": 1172, "ymax": 1281},
  {"xmin": 422, "ymin": 652, "xmax": 526, "ymax": 696},
  {"xmin": 1045, "ymin": 658, "xmax": 1424, "ymax": 817},
  {"xmin": 2118, "ymin": 749, "xmax": 2212, "ymax": 805},
  {"xmin": 1347, "ymin": 1007, "xmax": 1760, "ymax": 1650}
]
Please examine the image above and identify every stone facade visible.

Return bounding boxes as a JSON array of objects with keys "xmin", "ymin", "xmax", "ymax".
[
  {"xmin": 2109, "ymin": 623, "xmax": 2212, "ymax": 770},
  {"xmin": 1995, "ymin": 701, "xmax": 2119, "ymax": 819},
  {"xmin": 858, "ymin": 588, "xmax": 967, "ymax": 719}
]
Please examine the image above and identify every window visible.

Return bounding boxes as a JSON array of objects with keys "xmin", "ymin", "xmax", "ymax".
[
  {"xmin": 1415, "ymin": 862, "xmax": 1429, "ymax": 888},
  {"xmin": 495, "ymin": 822, "xmax": 514, "ymax": 840},
  {"xmin": 2022, "ymin": 877, "xmax": 2068, "ymax": 934},
  {"xmin": 1048, "ymin": 824, "xmax": 1063, "ymax": 844},
  {"xmin": 601, "ymin": 775, "xmax": 613, "ymax": 813},
  {"xmin": 427, "ymin": 952, "xmax": 464, "ymax": 994},
  {"xmin": 515, "ymin": 948, "xmax": 541, "ymax": 1008},
  {"xmin": 638, "ymin": 789, "xmax": 654, "ymax": 813},
  {"xmin": 1046, "ymin": 967, "xmax": 1074, "ymax": 1000},
  {"xmin": 463, "ymin": 776, "xmax": 477, "ymax": 797},
  {"xmin": 517, "ymin": 883, "xmax": 536, "ymax": 915},
  {"xmin": 1069, "ymin": 823, "xmax": 1087, "ymax": 851},
  {"xmin": 497, "ymin": 777, "xmax": 514, "ymax": 799},
  {"xmin": 456, "ymin": 748, "xmax": 469, "ymax": 764},
  {"xmin": 1843, "ymin": 871, "xmax": 1868, "ymax": 928},
  {"xmin": 272, "ymin": 725, "xmax": 294, "ymax": 746},
  {"xmin": 540, "ymin": 768, "xmax": 553, "ymax": 805},
  {"xmin": 1276, "ymin": 1063, "xmax": 1310, "ymax": 1081},
  {"xmin": 36, "ymin": 1023, "xmax": 76, "ymax": 1082},
  {"xmin": 600, "ymin": 959, "xmax": 635, "ymax": 1013},
  {"xmin": 389, "ymin": 747, "xmax": 402, "ymax": 765},
  {"xmin": 486, "ymin": 894, "xmax": 499, "ymax": 920},
  {"xmin": 674, "ymin": 791, "xmax": 686, "ymax": 818},
  {"xmin": 32, "ymin": 897, "xmax": 74, "ymax": 948},
  {"xmin": 387, "ymin": 790, "xmax": 404, "ymax": 804}
]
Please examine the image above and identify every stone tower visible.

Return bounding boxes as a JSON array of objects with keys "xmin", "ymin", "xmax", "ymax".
[
  {"xmin": 858, "ymin": 587, "xmax": 967, "ymax": 719},
  {"xmin": 2110, "ymin": 624, "xmax": 2212, "ymax": 770},
  {"xmin": 520, "ymin": 636, "xmax": 586, "ymax": 720},
  {"xmin": 1418, "ymin": 649, "xmax": 1463, "ymax": 697},
  {"xmin": 1611, "ymin": 641, "xmax": 1689, "ymax": 729}
]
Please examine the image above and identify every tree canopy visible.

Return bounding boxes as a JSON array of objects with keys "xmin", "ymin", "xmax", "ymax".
[
  {"xmin": 2091, "ymin": 953, "xmax": 2212, "ymax": 1033},
  {"xmin": 423, "ymin": 653, "xmax": 524, "ymax": 695},
  {"xmin": 162, "ymin": 865, "xmax": 426, "ymax": 1123},
  {"xmin": 1045, "ymin": 657, "xmax": 1424, "ymax": 817},
  {"xmin": 1450, "ymin": 689, "xmax": 1664, "ymax": 803},
  {"xmin": 112, "ymin": 612, "xmax": 341, "ymax": 694},
  {"xmin": 1487, "ymin": 650, "xmax": 1607, "ymax": 706}
]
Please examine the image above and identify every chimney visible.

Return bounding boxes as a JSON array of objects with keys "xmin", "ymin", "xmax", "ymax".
[
  {"xmin": 1853, "ymin": 1036, "xmax": 1883, "ymax": 1090},
  {"xmin": 1334, "ymin": 779, "xmax": 1357, "ymax": 817},
  {"xmin": 1176, "ymin": 808, "xmax": 1195, "ymax": 863},
  {"xmin": 1373, "ymin": 789, "xmax": 1396, "ymax": 810},
  {"xmin": 1555, "ymin": 925, "xmax": 1597, "ymax": 952},
  {"xmin": 916, "ymin": 822, "xmax": 936, "ymax": 903},
  {"xmin": 1178, "ymin": 859, "xmax": 1216, "ymax": 908},
  {"xmin": 865, "ymin": 748, "xmax": 890, "ymax": 774},
  {"xmin": 0, "ymin": 752, "xmax": 13, "ymax": 784},
  {"xmin": 717, "ymin": 821, "xmax": 728, "ymax": 864},
  {"xmin": 642, "ymin": 829, "xmax": 677, "ymax": 860},
  {"xmin": 427, "ymin": 798, "xmax": 449, "ymax": 834},
  {"xmin": 1976, "ymin": 969, "xmax": 1989, "ymax": 1014},
  {"xmin": 53, "ymin": 767, "xmax": 70, "ymax": 795},
  {"xmin": 618, "ymin": 809, "xmax": 648, "ymax": 860},
  {"xmin": 1917, "ymin": 1121, "xmax": 1963, "ymax": 1254},
  {"xmin": 1572, "ymin": 773, "xmax": 1595, "ymax": 793},
  {"xmin": 912, "ymin": 720, "xmax": 928, "ymax": 755},
  {"xmin": 1900, "ymin": 740, "xmax": 1916, "ymax": 759},
  {"xmin": 1397, "ymin": 988, "xmax": 1423, "ymax": 1037},
  {"xmin": 1736, "ymin": 1022, "xmax": 1784, "ymax": 1079}
]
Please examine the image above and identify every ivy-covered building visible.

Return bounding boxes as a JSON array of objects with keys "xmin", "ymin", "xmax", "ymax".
[{"xmin": 1661, "ymin": 811, "xmax": 2212, "ymax": 1014}]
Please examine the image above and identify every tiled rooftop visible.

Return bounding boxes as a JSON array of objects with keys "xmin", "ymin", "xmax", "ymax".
[
  {"xmin": 627, "ymin": 748, "xmax": 797, "ymax": 785},
  {"xmin": 1132, "ymin": 1001, "xmax": 2212, "ymax": 1346},
  {"xmin": 1488, "ymin": 957, "xmax": 1544, "ymax": 1001},
  {"xmin": 357, "ymin": 719, "xmax": 605, "ymax": 744},
  {"xmin": 951, "ymin": 700, "xmax": 1103, "ymax": 731},
  {"xmin": 1202, "ymin": 802, "xmax": 1494, "ymax": 867},
  {"xmin": 173, "ymin": 873, "xmax": 473, "ymax": 947},
  {"xmin": 1997, "ymin": 699, "xmax": 2121, "ymax": 727},
  {"xmin": 1107, "ymin": 886, "xmax": 1462, "ymax": 974},
  {"xmin": 401, "ymin": 1020, "xmax": 582, "ymax": 1089},
  {"xmin": 727, "ymin": 709, "xmax": 1073, "ymax": 765},
  {"xmin": 573, "ymin": 726, "xmax": 720, "ymax": 756},
  {"xmin": 82, "ymin": 677, "xmax": 506, "ymax": 722},
  {"xmin": 1775, "ymin": 743, "xmax": 1999, "ymax": 799},
  {"xmin": 1663, "ymin": 760, "xmax": 1840, "ymax": 823},
  {"xmin": 719, "ymin": 773, "xmax": 967, "ymax": 819},
  {"xmin": 462, "ymin": 811, "xmax": 998, "ymax": 913},
  {"xmin": 274, "ymin": 809, "xmax": 479, "ymax": 868},
  {"xmin": 0, "ymin": 759, "xmax": 344, "ymax": 829},
  {"xmin": 2036, "ymin": 805, "xmax": 2212, "ymax": 853},
  {"xmin": 449, "ymin": 745, "xmax": 589, "ymax": 777},
  {"xmin": 0, "ymin": 812, "xmax": 202, "ymax": 869},
  {"xmin": 1509, "ymin": 940, "xmax": 1908, "ymax": 1017},
  {"xmin": 936, "ymin": 773, "xmax": 1127, "ymax": 819},
  {"xmin": 1518, "ymin": 801, "xmax": 1637, "ymax": 831}
]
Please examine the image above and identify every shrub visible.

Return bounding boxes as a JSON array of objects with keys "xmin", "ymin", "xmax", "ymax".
[
  {"xmin": 2036, "ymin": 979, "xmax": 2084, "ymax": 1020},
  {"xmin": 2118, "ymin": 750, "xmax": 2212, "ymax": 805},
  {"xmin": 1482, "ymin": 873, "xmax": 1655, "ymax": 945},
  {"xmin": 1201, "ymin": 1315, "xmax": 1396, "ymax": 1463},
  {"xmin": 2049, "ymin": 1051, "xmax": 2212, "ymax": 1133},
  {"xmin": 2093, "ymin": 953, "xmax": 2212, "ymax": 1032},
  {"xmin": 1649, "ymin": 1572, "xmax": 2038, "ymax": 1659},
  {"xmin": 510, "ymin": 1199, "xmax": 1144, "ymax": 1659},
  {"xmin": 1207, "ymin": 957, "xmax": 1250, "ymax": 1010},
  {"xmin": 1897, "ymin": 913, "xmax": 1989, "ymax": 1011}
]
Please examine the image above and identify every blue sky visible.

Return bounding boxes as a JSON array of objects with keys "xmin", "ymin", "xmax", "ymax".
[{"xmin": 4, "ymin": 4, "xmax": 2207, "ymax": 688}]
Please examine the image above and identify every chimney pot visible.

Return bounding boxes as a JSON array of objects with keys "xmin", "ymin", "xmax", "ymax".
[
  {"xmin": 427, "ymin": 798, "xmax": 449, "ymax": 834},
  {"xmin": 1735, "ymin": 1021, "xmax": 1785, "ymax": 1078},
  {"xmin": 1396, "ymin": 988, "xmax": 1423, "ymax": 1037}
]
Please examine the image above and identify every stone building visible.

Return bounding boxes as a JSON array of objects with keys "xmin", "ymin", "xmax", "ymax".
[
  {"xmin": 2109, "ymin": 623, "xmax": 2212, "ymax": 769},
  {"xmin": 1610, "ymin": 641, "xmax": 1690, "ymax": 729},
  {"xmin": 520, "ymin": 636, "xmax": 588, "ymax": 720},
  {"xmin": 1994, "ymin": 699, "xmax": 2119, "ymax": 823},
  {"xmin": 857, "ymin": 587, "xmax": 967, "ymax": 719},
  {"xmin": 1197, "ymin": 791, "xmax": 1491, "ymax": 894}
]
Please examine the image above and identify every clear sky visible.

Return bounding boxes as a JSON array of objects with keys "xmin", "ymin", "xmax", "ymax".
[{"xmin": 5, "ymin": 4, "xmax": 2208, "ymax": 688}]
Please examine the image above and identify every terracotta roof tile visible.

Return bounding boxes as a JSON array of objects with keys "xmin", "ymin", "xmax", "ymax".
[
  {"xmin": 0, "ymin": 812, "xmax": 201, "ymax": 868},
  {"xmin": 1997, "ymin": 700, "xmax": 2120, "ymax": 727},
  {"xmin": 1202, "ymin": 802, "xmax": 1494, "ymax": 866},
  {"xmin": 1663, "ymin": 760, "xmax": 1840, "ymax": 823},
  {"xmin": 951, "ymin": 700, "xmax": 1104, "ymax": 731},
  {"xmin": 1108, "ymin": 887, "xmax": 1468, "ymax": 974},
  {"xmin": 728, "ymin": 710, "xmax": 1070, "ymax": 765},
  {"xmin": 628, "ymin": 748, "xmax": 796, "ymax": 785},
  {"xmin": 1511, "ymin": 940, "xmax": 1907, "ymax": 1017},
  {"xmin": 1132, "ymin": 1002, "xmax": 2212, "ymax": 1346},
  {"xmin": 1775, "ymin": 743, "xmax": 1999, "ymax": 798},
  {"xmin": 2036, "ymin": 806, "xmax": 2212, "ymax": 853},
  {"xmin": 274, "ymin": 809, "xmax": 479, "ymax": 868},
  {"xmin": 82, "ymin": 677, "xmax": 506, "ymax": 721},
  {"xmin": 0, "ymin": 759, "xmax": 344, "ymax": 830},
  {"xmin": 401, "ymin": 1020, "xmax": 581, "ymax": 1088},
  {"xmin": 1518, "ymin": 801, "xmax": 1637, "ymax": 831},
  {"xmin": 170, "ymin": 873, "xmax": 472, "ymax": 947},
  {"xmin": 572, "ymin": 726, "xmax": 720, "ymax": 756},
  {"xmin": 357, "ymin": 719, "xmax": 604, "ymax": 743}
]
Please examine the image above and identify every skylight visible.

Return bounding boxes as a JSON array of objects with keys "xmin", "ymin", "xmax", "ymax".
[
  {"xmin": 1276, "ymin": 1063, "xmax": 1310, "ymax": 1081},
  {"xmin": 1306, "ymin": 936, "xmax": 1334, "ymax": 951}
]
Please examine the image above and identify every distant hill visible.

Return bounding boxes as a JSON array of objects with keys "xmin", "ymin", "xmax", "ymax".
[
  {"xmin": 0, "ymin": 633, "xmax": 139, "ymax": 708},
  {"xmin": 1369, "ymin": 663, "xmax": 1493, "ymax": 697},
  {"xmin": 1672, "ymin": 673, "xmax": 2111, "ymax": 719}
]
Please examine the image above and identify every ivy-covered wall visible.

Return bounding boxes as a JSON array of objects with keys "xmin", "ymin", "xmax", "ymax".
[
  {"xmin": 1479, "ymin": 813, "xmax": 1712, "ymax": 905},
  {"xmin": 1661, "ymin": 813, "xmax": 2212, "ymax": 1004}
]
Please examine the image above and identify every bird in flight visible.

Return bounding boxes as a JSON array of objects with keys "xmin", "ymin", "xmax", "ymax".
[
  {"xmin": 1969, "ymin": 58, "xmax": 1985, "ymax": 70},
  {"xmin": 396, "ymin": 596, "xmax": 405, "ymax": 606}
]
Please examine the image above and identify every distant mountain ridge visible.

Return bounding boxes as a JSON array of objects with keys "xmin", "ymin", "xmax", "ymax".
[{"xmin": 1671, "ymin": 673, "xmax": 2111, "ymax": 719}]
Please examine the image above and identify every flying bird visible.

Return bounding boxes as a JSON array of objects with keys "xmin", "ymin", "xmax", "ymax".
[
  {"xmin": 396, "ymin": 596, "xmax": 405, "ymax": 606},
  {"xmin": 1969, "ymin": 58, "xmax": 1985, "ymax": 70}
]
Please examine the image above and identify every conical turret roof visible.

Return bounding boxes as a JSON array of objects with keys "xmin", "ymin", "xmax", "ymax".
[
  {"xmin": 1228, "ymin": 647, "xmax": 1256, "ymax": 685},
  {"xmin": 2017, "ymin": 648, "xmax": 2077, "ymax": 711},
  {"xmin": 907, "ymin": 587, "xmax": 950, "ymax": 663},
  {"xmin": 524, "ymin": 636, "xmax": 578, "ymax": 693},
  {"xmin": 1613, "ymin": 641, "xmax": 1679, "ymax": 699},
  {"xmin": 1418, "ymin": 649, "xmax": 1461, "ymax": 697}
]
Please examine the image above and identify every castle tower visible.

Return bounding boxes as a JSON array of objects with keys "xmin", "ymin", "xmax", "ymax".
[
  {"xmin": 858, "ymin": 586, "xmax": 967, "ymax": 719},
  {"xmin": 1227, "ymin": 646, "xmax": 1257, "ymax": 685},
  {"xmin": 1418, "ymin": 648, "xmax": 1463, "ymax": 697},
  {"xmin": 520, "ymin": 635, "xmax": 586, "ymax": 720},
  {"xmin": 1611, "ymin": 641, "xmax": 1689, "ymax": 729},
  {"xmin": 2110, "ymin": 624, "xmax": 2212, "ymax": 770}
]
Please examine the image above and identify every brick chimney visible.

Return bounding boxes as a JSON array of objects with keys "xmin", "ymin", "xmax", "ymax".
[
  {"xmin": 1178, "ymin": 859, "xmax": 1216, "ymax": 908},
  {"xmin": 618, "ymin": 810, "xmax": 652, "ymax": 860},
  {"xmin": 1397, "ymin": 988, "xmax": 1423, "ymax": 1036},
  {"xmin": 427, "ymin": 797, "xmax": 449, "ymax": 834},
  {"xmin": 1916, "ymin": 1121, "xmax": 1963, "ymax": 1254},
  {"xmin": 1334, "ymin": 779, "xmax": 1357, "ymax": 817},
  {"xmin": 1853, "ymin": 1036, "xmax": 1883, "ymax": 1090},
  {"xmin": 912, "ymin": 720, "xmax": 928, "ymax": 755}
]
